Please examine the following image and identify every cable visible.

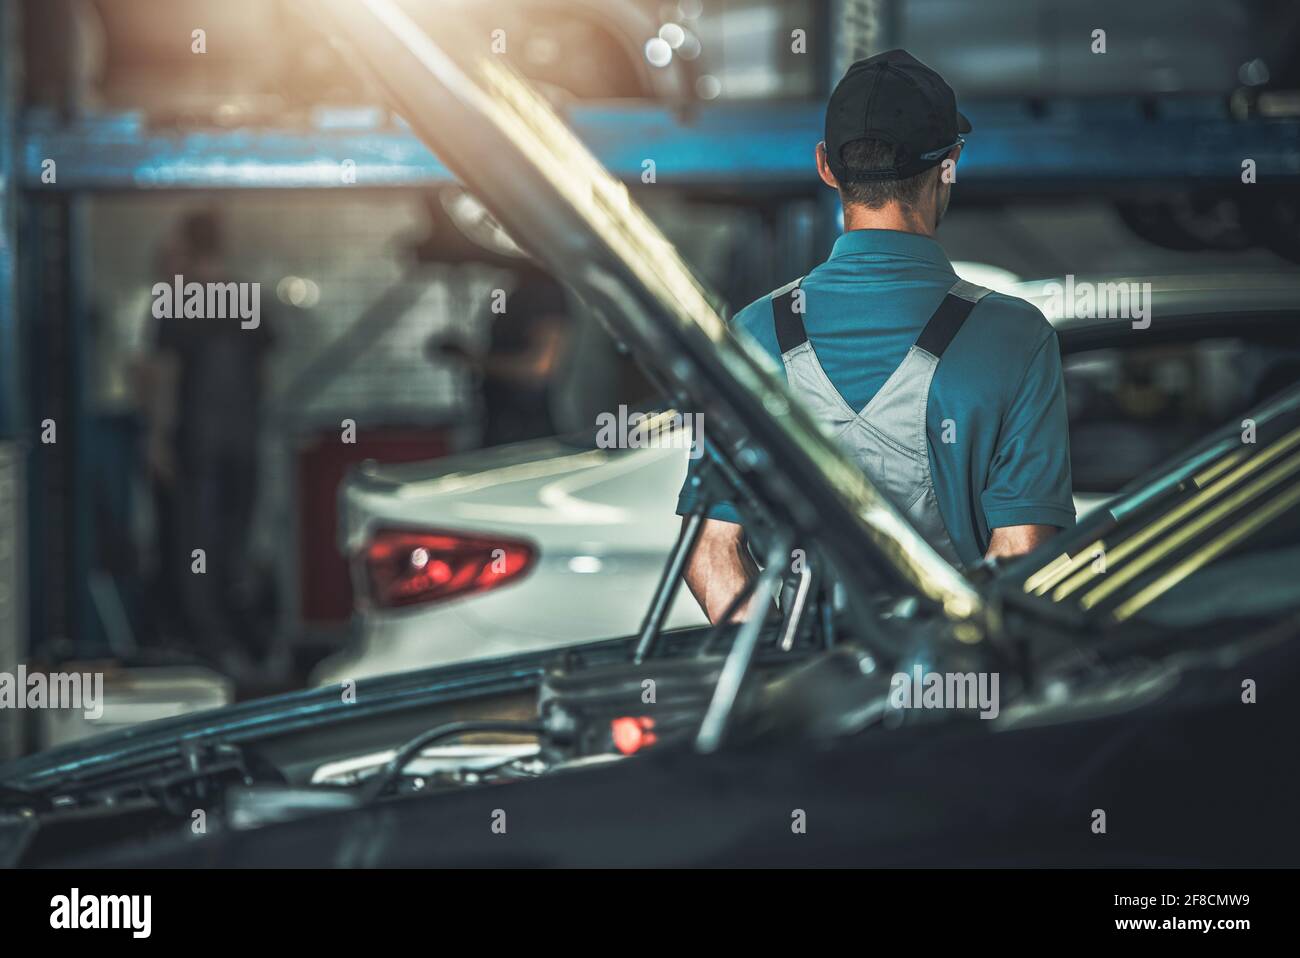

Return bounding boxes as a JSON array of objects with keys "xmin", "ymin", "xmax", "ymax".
[{"xmin": 361, "ymin": 720, "xmax": 543, "ymax": 803}]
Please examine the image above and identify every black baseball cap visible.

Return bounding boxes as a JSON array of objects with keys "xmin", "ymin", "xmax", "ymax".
[{"xmin": 825, "ymin": 49, "xmax": 971, "ymax": 182}]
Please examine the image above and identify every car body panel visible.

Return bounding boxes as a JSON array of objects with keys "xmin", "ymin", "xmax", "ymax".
[
  {"xmin": 56, "ymin": 629, "xmax": 1300, "ymax": 867},
  {"xmin": 316, "ymin": 428, "xmax": 705, "ymax": 683}
]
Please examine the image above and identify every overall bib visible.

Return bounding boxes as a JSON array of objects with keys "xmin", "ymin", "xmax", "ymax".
[{"xmin": 771, "ymin": 277, "xmax": 991, "ymax": 568}]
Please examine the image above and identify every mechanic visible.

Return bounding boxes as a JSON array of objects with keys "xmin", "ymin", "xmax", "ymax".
[
  {"xmin": 679, "ymin": 50, "xmax": 1075, "ymax": 623},
  {"xmin": 418, "ymin": 190, "xmax": 572, "ymax": 448},
  {"xmin": 137, "ymin": 209, "xmax": 276, "ymax": 677}
]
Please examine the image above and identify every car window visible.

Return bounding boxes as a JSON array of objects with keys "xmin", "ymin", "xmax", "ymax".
[
  {"xmin": 1017, "ymin": 386, "xmax": 1300, "ymax": 630},
  {"xmin": 1065, "ymin": 334, "xmax": 1300, "ymax": 493}
]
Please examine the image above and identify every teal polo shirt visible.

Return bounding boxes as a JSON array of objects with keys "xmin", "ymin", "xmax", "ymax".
[{"xmin": 677, "ymin": 228, "xmax": 1074, "ymax": 567}]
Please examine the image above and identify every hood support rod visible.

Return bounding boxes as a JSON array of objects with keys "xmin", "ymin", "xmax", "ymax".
[{"xmin": 695, "ymin": 535, "xmax": 792, "ymax": 753}]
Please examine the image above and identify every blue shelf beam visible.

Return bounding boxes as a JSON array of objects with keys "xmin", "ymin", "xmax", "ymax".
[{"xmin": 17, "ymin": 96, "xmax": 1300, "ymax": 193}]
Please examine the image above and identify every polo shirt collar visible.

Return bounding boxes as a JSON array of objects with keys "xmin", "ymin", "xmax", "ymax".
[{"xmin": 829, "ymin": 229, "xmax": 953, "ymax": 271}]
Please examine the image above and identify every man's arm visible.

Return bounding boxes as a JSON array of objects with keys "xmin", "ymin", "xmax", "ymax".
[
  {"xmin": 683, "ymin": 518, "xmax": 758, "ymax": 624},
  {"xmin": 980, "ymin": 321, "xmax": 1075, "ymax": 553},
  {"xmin": 985, "ymin": 524, "xmax": 1057, "ymax": 562}
]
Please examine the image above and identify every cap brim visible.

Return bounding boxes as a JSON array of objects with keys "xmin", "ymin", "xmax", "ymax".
[{"xmin": 957, "ymin": 111, "xmax": 972, "ymax": 134}]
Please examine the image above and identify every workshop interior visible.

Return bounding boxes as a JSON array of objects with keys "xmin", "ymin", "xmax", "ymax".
[{"xmin": 1, "ymin": 0, "xmax": 1299, "ymax": 880}]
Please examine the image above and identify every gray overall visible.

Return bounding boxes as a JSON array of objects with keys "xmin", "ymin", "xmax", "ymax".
[{"xmin": 771, "ymin": 277, "xmax": 991, "ymax": 568}]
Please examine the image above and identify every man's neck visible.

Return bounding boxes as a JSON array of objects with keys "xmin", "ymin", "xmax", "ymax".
[{"xmin": 842, "ymin": 202, "xmax": 935, "ymax": 237}]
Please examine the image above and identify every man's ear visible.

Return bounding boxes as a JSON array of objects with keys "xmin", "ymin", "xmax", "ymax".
[{"xmin": 815, "ymin": 142, "xmax": 839, "ymax": 190}]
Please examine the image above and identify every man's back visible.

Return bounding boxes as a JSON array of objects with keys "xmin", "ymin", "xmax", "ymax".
[
  {"xmin": 712, "ymin": 229, "xmax": 1074, "ymax": 566},
  {"xmin": 679, "ymin": 50, "xmax": 1073, "ymax": 623}
]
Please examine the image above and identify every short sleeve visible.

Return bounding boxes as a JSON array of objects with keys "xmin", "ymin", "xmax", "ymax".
[
  {"xmin": 675, "ymin": 444, "xmax": 743, "ymax": 525},
  {"xmin": 980, "ymin": 330, "xmax": 1076, "ymax": 530}
]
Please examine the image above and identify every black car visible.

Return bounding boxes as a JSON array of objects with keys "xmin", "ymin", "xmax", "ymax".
[{"xmin": 2, "ymin": 1, "xmax": 1298, "ymax": 868}]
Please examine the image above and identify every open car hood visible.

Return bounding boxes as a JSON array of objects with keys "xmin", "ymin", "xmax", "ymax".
[
  {"xmin": 6, "ymin": 385, "xmax": 1298, "ymax": 801},
  {"xmin": 313, "ymin": 0, "xmax": 982, "ymax": 627}
]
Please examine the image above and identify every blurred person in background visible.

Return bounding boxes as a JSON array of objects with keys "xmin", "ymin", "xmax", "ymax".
[
  {"xmin": 134, "ymin": 210, "xmax": 275, "ymax": 682},
  {"xmin": 417, "ymin": 189, "xmax": 573, "ymax": 447},
  {"xmin": 473, "ymin": 261, "xmax": 571, "ymax": 447}
]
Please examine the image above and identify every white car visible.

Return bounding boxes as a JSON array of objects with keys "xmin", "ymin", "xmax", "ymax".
[
  {"xmin": 313, "ymin": 271, "xmax": 1300, "ymax": 684},
  {"xmin": 314, "ymin": 415, "xmax": 706, "ymax": 683}
]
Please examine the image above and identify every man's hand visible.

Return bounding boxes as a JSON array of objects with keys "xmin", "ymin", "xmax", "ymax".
[
  {"xmin": 683, "ymin": 518, "xmax": 759, "ymax": 625},
  {"xmin": 985, "ymin": 524, "xmax": 1058, "ymax": 562}
]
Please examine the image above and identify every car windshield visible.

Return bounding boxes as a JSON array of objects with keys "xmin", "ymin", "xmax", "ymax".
[
  {"xmin": 322, "ymin": 0, "xmax": 982, "ymax": 623},
  {"xmin": 1016, "ymin": 385, "xmax": 1300, "ymax": 631},
  {"xmin": 1064, "ymin": 327, "xmax": 1300, "ymax": 493}
]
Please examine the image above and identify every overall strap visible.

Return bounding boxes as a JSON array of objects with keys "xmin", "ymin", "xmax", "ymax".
[
  {"xmin": 914, "ymin": 279, "xmax": 991, "ymax": 359},
  {"xmin": 771, "ymin": 277, "xmax": 808, "ymax": 354}
]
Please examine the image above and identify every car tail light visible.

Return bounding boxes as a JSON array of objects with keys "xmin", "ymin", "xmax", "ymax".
[
  {"xmin": 363, "ymin": 528, "xmax": 535, "ymax": 609},
  {"xmin": 611, "ymin": 716, "xmax": 657, "ymax": 755}
]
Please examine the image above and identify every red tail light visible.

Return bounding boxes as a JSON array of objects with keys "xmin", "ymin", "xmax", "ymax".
[
  {"xmin": 611, "ymin": 716, "xmax": 657, "ymax": 755},
  {"xmin": 362, "ymin": 528, "xmax": 535, "ymax": 609}
]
